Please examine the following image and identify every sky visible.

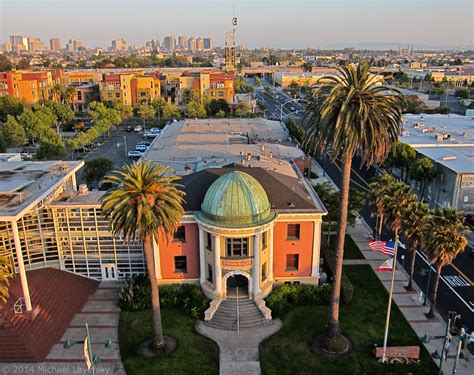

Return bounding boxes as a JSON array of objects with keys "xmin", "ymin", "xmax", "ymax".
[{"xmin": 0, "ymin": 0, "xmax": 473, "ymax": 49}]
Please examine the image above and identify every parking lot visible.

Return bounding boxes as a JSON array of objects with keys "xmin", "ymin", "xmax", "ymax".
[{"xmin": 73, "ymin": 123, "xmax": 155, "ymax": 184}]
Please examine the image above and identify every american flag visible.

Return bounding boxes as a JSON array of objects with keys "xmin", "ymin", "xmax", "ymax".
[
  {"xmin": 368, "ymin": 240, "xmax": 395, "ymax": 256},
  {"xmin": 376, "ymin": 258, "xmax": 394, "ymax": 271}
]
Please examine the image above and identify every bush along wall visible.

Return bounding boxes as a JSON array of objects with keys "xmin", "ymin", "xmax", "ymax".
[
  {"xmin": 118, "ymin": 276, "xmax": 209, "ymax": 319},
  {"xmin": 265, "ymin": 283, "xmax": 331, "ymax": 317}
]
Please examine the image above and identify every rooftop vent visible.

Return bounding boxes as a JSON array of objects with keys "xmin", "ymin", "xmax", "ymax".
[
  {"xmin": 441, "ymin": 156, "xmax": 457, "ymax": 161},
  {"xmin": 78, "ymin": 184, "xmax": 88, "ymax": 195}
]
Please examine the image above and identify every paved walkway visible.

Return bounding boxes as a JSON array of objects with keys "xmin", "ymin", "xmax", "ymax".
[
  {"xmin": 1, "ymin": 281, "xmax": 126, "ymax": 375},
  {"xmin": 196, "ymin": 319, "xmax": 282, "ymax": 375},
  {"xmin": 347, "ymin": 223, "xmax": 474, "ymax": 375}
]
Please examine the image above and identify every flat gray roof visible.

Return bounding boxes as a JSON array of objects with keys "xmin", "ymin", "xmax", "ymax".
[
  {"xmin": 0, "ymin": 160, "xmax": 84, "ymax": 218},
  {"xmin": 401, "ymin": 114, "xmax": 474, "ymax": 174}
]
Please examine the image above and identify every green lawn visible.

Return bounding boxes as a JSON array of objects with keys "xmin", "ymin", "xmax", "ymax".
[
  {"xmin": 119, "ymin": 307, "xmax": 219, "ymax": 375},
  {"xmin": 342, "ymin": 235, "xmax": 364, "ymax": 260},
  {"xmin": 260, "ymin": 265, "xmax": 437, "ymax": 375}
]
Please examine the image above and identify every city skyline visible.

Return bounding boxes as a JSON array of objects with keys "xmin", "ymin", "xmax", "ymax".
[{"xmin": 1, "ymin": 0, "xmax": 472, "ymax": 50}]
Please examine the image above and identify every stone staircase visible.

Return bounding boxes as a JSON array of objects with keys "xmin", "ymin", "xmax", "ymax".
[{"xmin": 204, "ymin": 297, "xmax": 271, "ymax": 331}]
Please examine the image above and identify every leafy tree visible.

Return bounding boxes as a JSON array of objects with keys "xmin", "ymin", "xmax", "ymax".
[
  {"xmin": 113, "ymin": 102, "xmax": 133, "ymax": 120},
  {"xmin": 403, "ymin": 96, "xmax": 426, "ymax": 114},
  {"xmin": 424, "ymin": 208, "xmax": 468, "ymax": 318},
  {"xmin": 207, "ymin": 99, "xmax": 230, "ymax": 116},
  {"xmin": 39, "ymin": 101, "xmax": 74, "ymax": 133},
  {"xmin": 303, "ymin": 62, "xmax": 403, "ymax": 353},
  {"xmin": 0, "ymin": 255, "xmax": 12, "ymax": 305},
  {"xmin": 100, "ymin": 161, "xmax": 185, "ymax": 353},
  {"xmin": 0, "ymin": 96, "xmax": 25, "ymax": 122},
  {"xmin": 49, "ymin": 84, "xmax": 76, "ymax": 105},
  {"xmin": 235, "ymin": 102, "xmax": 251, "ymax": 117},
  {"xmin": 369, "ymin": 172, "xmax": 397, "ymax": 240},
  {"xmin": 0, "ymin": 128, "xmax": 9, "ymax": 152},
  {"xmin": 288, "ymin": 81, "xmax": 300, "ymax": 98},
  {"xmin": 36, "ymin": 139, "xmax": 66, "ymax": 160},
  {"xmin": 454, "ymin": 88, "xmax": 468, "ymax": 99},
  {"xmin": 287, "ymin": 118, "xmax": 304, "ymax": 143},
  {"xmin": 136, "ymin": 103, "xmax": 156, "ymax": 123},
  {"xmin": 255, "ymin": 77, "xmax": 261, "ymax": 85},
  {"xmin": 234, "ymin": 76, "xmax": 253, "ymax": 93},
  {"xmin": 302, "ymin": 61, "xmax": 313, "ymax": 72},
  {"xmin": 17, "ymin": 58, "xmax": 30, "ymax": 69},
  {"xmin": 82, "ymin": 158, "xmax": 114, "ymax": 188},
  {"xmin": 3, "ymin": 115, "xmax": 27, "ymax": 149},
  {"xmin": 185, "ymin": 100, "xmax": 206, "ymax": 118},
  {"xmin": 401, "ymin": 200, "xmax": 429, "ymax": 291},
  {"xmin": 0, "ymin": 55, "xmax": 13, "ymax": 71},
  {"xmin": 385, "ymin": 142, "xmax": 416, "ymax": 181},
  {"xmin": 408, "ymin": 157, "xmax": 437, "ymax": 195}
]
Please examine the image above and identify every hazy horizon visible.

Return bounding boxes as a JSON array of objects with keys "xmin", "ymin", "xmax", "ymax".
[{"xmin": 1, "ymin": 0, "xmax": 472, "ymax": 49}]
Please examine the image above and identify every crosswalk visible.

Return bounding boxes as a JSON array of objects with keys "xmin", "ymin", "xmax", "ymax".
[{"xmin": 443, "ymin": 275, "xmax": 471, "ymax": 288}]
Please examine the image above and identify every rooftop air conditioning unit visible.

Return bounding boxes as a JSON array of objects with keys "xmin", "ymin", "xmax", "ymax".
[
  {"xmin": 442, "ymin": 156, "xmax": 456, "ymax": 161},
  {"xmin": 435, "ymin": 134, "xmax": 444, "ymax": 141}
]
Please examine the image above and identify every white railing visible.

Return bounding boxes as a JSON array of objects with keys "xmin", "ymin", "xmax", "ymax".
[
  {"xmin": 236, "ymin": 286, "xmax": 240, "ymax": 334},
  {"xmin": 14, "ymin": 298, "xmax": 25, "ymax": 314}
]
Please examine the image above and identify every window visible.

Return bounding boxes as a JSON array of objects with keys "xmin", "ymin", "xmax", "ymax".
[
  {"xmin": 261, "ymin": 231, "xmax": 267, "ymax": 250},
  {"xmin": 226, "ymin": 238, "xmax": 248, "ymax": 257},
  {"xmin": 174, "ymin": 256, "xmax": 187, "ymax": 273},
  {"xmin": 261, "ymin": 262, "xmax": 267, "ymax": 282},
  {"xmin": 287, "ymin": 224, "xmax": 300, "ymax": 240},
  {"xmin": 77, "ymin": 91, "xmax": 82, "ymax": 100},
  {"xmin": 207, "ymin": 264, "xmax": 213, "ymax": 283},
  {"xmin": 206, "ymin": 232, "xmax": 213, "ymax": 251},
  {"xmin": 286, "ymin": 254, "xmax": 299, "ymax": 271},
  {"xmin": 173, "ymin": 226, "xmax": 186, "ymax": 242},
  {"xmin": 115, "ymin": 93, "xmax": 120, "ymax": 98}
]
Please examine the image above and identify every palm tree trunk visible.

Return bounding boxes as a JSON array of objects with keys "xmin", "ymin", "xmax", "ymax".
[
  {"xmin": 406, "ymin": 241, "xmax": 418, "ymax": 291},
  {"xmin": 377, "ymin": 211, "xmax": 384, "ymax": 240},
  {"xmin": 427, "ymin": 263, "xmax": 442, "ymax": 319},
  {"xmin": 143, "ymin": 235, "xmax": 165, "ymax": 351},
  {"xmin": 324, "ymin": 153, "xmax": 352, "ymax": 347}
]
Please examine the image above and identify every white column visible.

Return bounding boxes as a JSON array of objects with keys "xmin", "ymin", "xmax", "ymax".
[
  {"xmin": 11, "ymin": 220, "xmax": 32, "ymax": 312},
  {"xmin": 253, "ymin": 233, "xmax": 261, "ymax": 294},
  {"xmin": 213, "ymin": 235, "xmax": 222, "ymax": 294},
  {"xmin": 199, "ymin": 228, "xmax": 206, "ymax": 284},
  {"xmin": 268, "ymin": 226, "xmax": 274, "ymax": 281},
  {"xmin": 71, "ymin": 173, "xmax": 77, "ymax": 192},
  {"xmin": 311, "ymin": 219, "xmax": 321, "ymax": 279},
  {"xmin": 152, "ymin": 236, "xmax": 162, "ymax": 280}
]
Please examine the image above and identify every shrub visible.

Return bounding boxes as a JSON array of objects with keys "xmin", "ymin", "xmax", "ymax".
[
  {"xmin": 118, "ymin": 276, "xmax": 209, "ymax": 319},
  {"xmin": 321, "ymin": 242, "xmax": 354, "ymax": 304},
  {"xmin": 266, "ymin": 283, "xmax": 331, "ymax": 317}
]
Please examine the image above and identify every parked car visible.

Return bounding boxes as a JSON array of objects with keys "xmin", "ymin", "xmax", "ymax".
[
  {"xmin": 137, "ymin": 140, "xmax": 151, "ymax": 146},
  {"xmin": 144, "ymin": 131, "xmax": 158, "ymax": 138},
  {"xmin": 290, "ymin": 106, "xmax": 296, "ymax": 111},
  {"xmin": 127, "ymin": 150, "xmax": 143, "ymax": 158},
  {"xmin": 149, "ymin": 128, "xmax": 161, "ymax": 133},
  {"xmin": 20, "ymin": 152, "xmax": 33, "ymax": 160},
  {"xmin": 134, "ymin": 125, "xmax": 142, "ymax": 132},
  {"xmin": 135, "ymin": 144, "xmax": 147, "ymax": 152},
  {"xmin": 126, "ymin": 125, "xmax": 133, "ymax": 132}
]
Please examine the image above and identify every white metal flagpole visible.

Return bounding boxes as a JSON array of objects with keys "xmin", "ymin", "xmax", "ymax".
[{"xmin": 381, "ymin": 235, "xmax": 399, "ymax": 363}]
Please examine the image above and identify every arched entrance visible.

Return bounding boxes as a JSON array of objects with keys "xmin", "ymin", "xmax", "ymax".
[{"xmin": 223, "ymin": 270, "xmax": 252, "ymax": 299}]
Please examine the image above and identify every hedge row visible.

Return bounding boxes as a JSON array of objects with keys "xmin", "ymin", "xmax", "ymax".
[
  {"xmin": 266, "ymin": 283, "xmax": 331, "ymax": 317},
  {"xmin": 118, "ymin": 276, "xmax": 208, "ymax": 319}
]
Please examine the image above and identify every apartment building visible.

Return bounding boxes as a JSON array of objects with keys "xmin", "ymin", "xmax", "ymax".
[{"xmin": 99, "ymin": 72, "xmax": 161, "ymax": 105}]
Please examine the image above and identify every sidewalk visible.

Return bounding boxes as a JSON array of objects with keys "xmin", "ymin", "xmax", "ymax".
[
  {"xmin": 196, "ymin": 319, "xmax": 282, "ymax": 375},
  {"xmin": 347, "ymin": 223, "xmax": 473, "ymax": 375}
]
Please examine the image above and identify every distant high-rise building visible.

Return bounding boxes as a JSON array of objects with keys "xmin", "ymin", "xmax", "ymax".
[
  {"xmin": 50, "ymin": 38, "xmax": 61, "ymax": 51},
  {"xmin": 188, "ymin": 37, "xmax": 196, "ymax": 52},
  {"xmin": 10, "ymin": 35, "xmax": 29, "ymax": 51},
  {"xmin": 27, "ymin": 37, "xmax": 46, "ymax": 51},
  {"xmin": 111, "ymin": 39, "xmax": 128, "ymax": 52},
  {"xmin": 203, "ymin": 37, "xmax": 213, "ymax": 50},
  {"xmin": 163, "ymin": 36, "xmax": 176, "ymax": 51},
  {"xmin": 196, "ymin": 37, "xmax": 204, "ymax": 51},
  {"xmin": 66, "ymin": 39, "xmax": 82, "ymax": 52},
  {"xmin": 178, "ymin": 36, "xmax": 187, "ymax": 50}
]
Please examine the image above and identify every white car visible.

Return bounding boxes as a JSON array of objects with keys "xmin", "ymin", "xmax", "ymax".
[
  {"xmin": 150, "ymin": 128, "xmax": 161, "ymax": 133},
  {"xmin": 134, "ymin": 125, "xmax": 142, "ymax": 132},
  {"xmin": 144, "ymin": 131, "xmax": 158, "ymax": 138},
  {"xmin": 135, "ymin": 144, "xmax": 147, "ymax": 152},
  {"xmin": 128, "ymin": 150, "xmax": 143, "ymax": 158}
]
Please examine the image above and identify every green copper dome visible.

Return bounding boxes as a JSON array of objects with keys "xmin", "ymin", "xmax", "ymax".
[{"xmin": 197, "ymin": 171, "xmax": 276, "ymax": 228}]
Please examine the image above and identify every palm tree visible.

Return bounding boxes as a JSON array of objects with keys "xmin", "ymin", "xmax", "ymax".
[
  {"xmin": 369, "ymin": 172, "xmax": 396, "ymax": 240},
  {"xmin": 424, "ymin": 208, "xmax": 468, "ymax": 318},
  {"xmin": 62, "ymin": 86, "xmax": 76, "ymax": 106},
  {"xmin": 401, "ymin": 200, "xmax": 429, "ymax": 291},
  {"xmin": 100, "ymin": 161, "xmax": 185, "ymax": 352},
  {"xmin": 0, "ymin": 255, "xmax": 12, "ymax": 305},
  {"xmin": 303, "ymin": 62, "xmax": 404, "ymax": 353}
]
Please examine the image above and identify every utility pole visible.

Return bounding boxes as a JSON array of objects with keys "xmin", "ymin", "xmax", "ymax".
[{"xmin": 123, "ymin": 135, "xmax": 127, "ymax": 156}]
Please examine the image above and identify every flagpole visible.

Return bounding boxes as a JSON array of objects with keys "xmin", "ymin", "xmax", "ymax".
[{"xmin": 381, "ymin": 234, "xmax": 399, "ymax": 363}]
